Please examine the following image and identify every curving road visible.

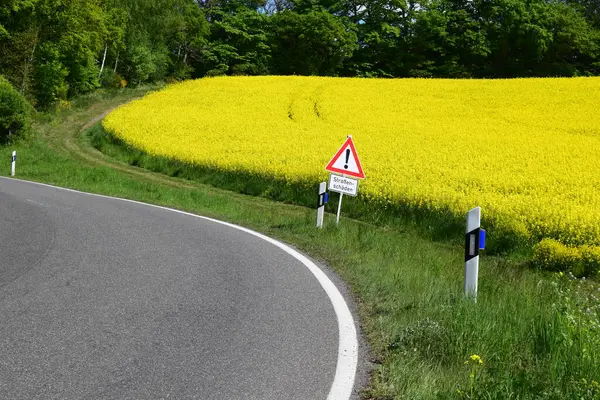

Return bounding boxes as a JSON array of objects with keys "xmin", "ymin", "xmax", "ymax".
[{"xmin": 0, "ymin": 178, "xmax": 359, "ymax": 400}]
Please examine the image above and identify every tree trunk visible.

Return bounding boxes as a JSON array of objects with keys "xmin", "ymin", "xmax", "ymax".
[
  {"xmin": 114, "ymin": 50, "xmax": 119, "ymax": 73},
  {"xmin": 99, "ymin": 43, "xmax": 108, "ymax": 78},
  {"xmin": 21, "ymin": 28, "xmax": 39, "ymax": 94}
]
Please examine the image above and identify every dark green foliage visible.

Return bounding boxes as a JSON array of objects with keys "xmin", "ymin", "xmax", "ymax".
[
  {"xmin": 123, "ymin": 44, "xmax": 170, "ymax": 85},
  {"xmin": 0, "ymin": 0, "xmax": 210, "ymax": 107},
  {"xmin": 99, "ymin": 70, "xmax": 125, "ymax": 89},
  {"xmin": 33, "ymin": 43, "xmax": 69, "ymax": 107},
  {"xmin": 0, "ymin": 76, "xmax": 33, "ymax": 141},
  {"xmin": 269, "ymin": 11, "xmax": 357, "ymax": 75},
  {"xmin": 196, "ymin": 9, "xmax": 270, "ymax": 76}
]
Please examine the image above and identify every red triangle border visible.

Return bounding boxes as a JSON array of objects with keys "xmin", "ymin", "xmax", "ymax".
[{"xmin": 325, "ymin": 137, "xmax": 365, "ymax": 179}]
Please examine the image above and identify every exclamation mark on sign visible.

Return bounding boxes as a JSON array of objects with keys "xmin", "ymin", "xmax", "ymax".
[{"xmin": 344, "ymin": 149, "xmax": 350, "ymax": 169}]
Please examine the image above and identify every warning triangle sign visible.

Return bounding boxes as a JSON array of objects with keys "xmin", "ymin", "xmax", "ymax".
[{"xmin": 325, "ymin": 137, "xmax": 365, "ymax": 179}]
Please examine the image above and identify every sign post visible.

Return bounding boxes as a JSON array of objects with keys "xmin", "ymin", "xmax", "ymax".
[
  {"xmin": 11, "ymin": 151, "xmax": 16, "ymax": 177},
  {"xmin": 336, "ymin": 193, "xmax": 343, "ymax": 225},
  {"xmin": 325, "ymin": 136, "xmax": 365, "ymax": 225},
  {"xmin": 464, "ymin": 207, "xmax": 481, "ymax": 302}
]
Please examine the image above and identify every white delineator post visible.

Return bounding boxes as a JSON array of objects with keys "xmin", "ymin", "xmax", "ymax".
[
  {"xmin": 317, "ymin": 181, "xmax": 327, "ymax": 228},
  {"xmin": 11, "ymin": 151, "xmax": 16, "ymax": 176},
  {"xmin": 464, "ymin": 207, "xmax": 481, "ymax": 302}
]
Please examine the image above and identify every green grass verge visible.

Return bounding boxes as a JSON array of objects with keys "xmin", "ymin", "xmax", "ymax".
[{"xmin": 2, "ymin": 89, "xmax": 600, "ymax": 399}]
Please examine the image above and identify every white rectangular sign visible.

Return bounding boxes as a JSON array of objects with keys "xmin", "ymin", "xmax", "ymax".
[{"xmin": 329, "ymin": 174, "xmax": 359, "ymax": 197}]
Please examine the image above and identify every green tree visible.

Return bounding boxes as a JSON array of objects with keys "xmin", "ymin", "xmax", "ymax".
[
  {"xmin": 537, "ymin": 1, "xmax": 600, "ymax": 76},
  {"xmin": 0, "ymin": 0, "xmax": 41, "ymax": 97},
  {"xmin": 198, "ymin": 9, "xmax": 270, "ymax": 76},
  {"xmin": 171, "ymin": 0, "xmax": 210, "ymax": 79},
  {"xmin": 567, "ymin": 0, "xmax": 600, "ymax": 28},
  {"xmin": 98, "ymin": 1, "xmax": 128, "ymax": 80},
  {"xmin": 269, "ymin": 10, "xmax": 358, "ymax": 75},
  {"xmin": 119, "ymin": 0, "xmax": 209, "ymax": 83},
  {"xmin": 406, "ymin": 0, "xmax": 491, "ymax": 77},
  {"xmin": 343, "ymin": 0, "xmax": 417, "ymax": 77},
  {"xmin": 0, "ymin": 0, "xmax": 106, "ymax": 106},
  {"xmin": 1, "ymin": 0, "xmax": 599, "ymax": 106},
  {"xmin": 404, "ymin": 0, "xmax": 599, "ymax": 78}
]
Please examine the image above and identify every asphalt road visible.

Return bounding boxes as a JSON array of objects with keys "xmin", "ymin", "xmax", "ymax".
[{"xmin": 0, "ymin": 178, "xmax": 359, "ymax": 399}]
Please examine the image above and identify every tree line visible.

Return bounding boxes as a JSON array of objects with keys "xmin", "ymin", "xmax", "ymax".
[{"xmin": 1, "ymin": 0, "xmax": 599, "ymax": 109}]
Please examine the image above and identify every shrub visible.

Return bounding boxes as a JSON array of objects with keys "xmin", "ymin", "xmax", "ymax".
[
  {"xmin": 533, "ymin": 239, "xmax": 600, "ymax": 277},
  {"xmin": 533, "ymin": 239, "xmax": 581, "ymax": 272},
  {"xmin": 580, "ymin": 245, "xmax": 600, "ymax": 278},
  {"xmin": 171, "ymin": 62, "xmax": 194, "ymax": 81},
  {"xmin": 100, "ymin": 70, "xmax": 127, "ymax": 89},
  {"xmin": 0, "ymin": 76, "xmax": 33, "ymax": 141}
]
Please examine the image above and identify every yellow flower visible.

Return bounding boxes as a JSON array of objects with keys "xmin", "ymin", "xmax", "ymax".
[{"xmin": 469, "ymin": 354, "xmax": 483, "ymax": 365}]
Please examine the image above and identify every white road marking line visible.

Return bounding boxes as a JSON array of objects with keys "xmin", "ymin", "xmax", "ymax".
[
  {"xmin": 1, "ymin": 177, "xmax": 359, "ymax": 400},
  {"xmin": 25, "ymin": 199, "xmax": 50, "ymax": 207}
]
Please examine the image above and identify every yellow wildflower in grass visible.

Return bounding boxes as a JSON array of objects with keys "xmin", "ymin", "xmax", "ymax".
[
  {"xmin": 463, "ymin": 354, "xmax": 485, "ymax": 397},
  {"xmin": 469, "ymin": 354, "xmax": 483, "ymax": 365},
  {"xmin": 103, "ymin": 76, "xmax": 600, "ymax": 248}
]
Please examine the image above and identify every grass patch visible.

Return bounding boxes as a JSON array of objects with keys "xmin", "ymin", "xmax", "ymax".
[{"xmin": 2, "ymin": 89, "xmax": 599, "ymax": 399}]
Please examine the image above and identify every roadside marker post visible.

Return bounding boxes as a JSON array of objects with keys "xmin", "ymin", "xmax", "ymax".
[
  {"xmin": 325, "ymin": 136, "xmax": 365, "ymax": 225},
  {"xmin": 464, "ymin": 207, "xmax": 481, "ymax": 302},
  {"xmin": 11, "ymin": 151, "xmax": 16, "ymax": 177},
  {"xmin": 316, "ymin": 181, "xmax": 328, "ymax": 228}
]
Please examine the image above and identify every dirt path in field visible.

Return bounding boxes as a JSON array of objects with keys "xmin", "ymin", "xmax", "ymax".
[
  {"xmin": 41, "ymin": 94, "xmax": 310, "ymax": 223},
  {"xmin": 55, "ymin": 99, "xmax": 197, "ymax": 190}
]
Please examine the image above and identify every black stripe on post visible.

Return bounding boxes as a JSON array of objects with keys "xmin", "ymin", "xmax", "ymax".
[{"xmin": 465, "ymin": 228, "xmax": 480, "ymax": 262}]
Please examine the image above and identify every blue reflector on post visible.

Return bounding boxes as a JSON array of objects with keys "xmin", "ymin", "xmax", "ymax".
[
  {"xmin": 479, "ymin": 229, "xmax": 486, "ymax": 250},
  {"xmin": 324, "ymin": 193, "xmax": 329, "ymax": 204}
]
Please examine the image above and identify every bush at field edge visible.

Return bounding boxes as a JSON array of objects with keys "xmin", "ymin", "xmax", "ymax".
[
  {"xmin": 0, "ymin": 76, "xmax": 33, "ymax": 141},
  {"xmin": 533, "ymin": 238, "xmax": 600, "ymax": 277}
]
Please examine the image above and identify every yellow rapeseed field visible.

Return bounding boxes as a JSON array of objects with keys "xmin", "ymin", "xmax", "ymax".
[{"xmin": 103, "ymin": 76, "xmax": 600, "ymax": 247}]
